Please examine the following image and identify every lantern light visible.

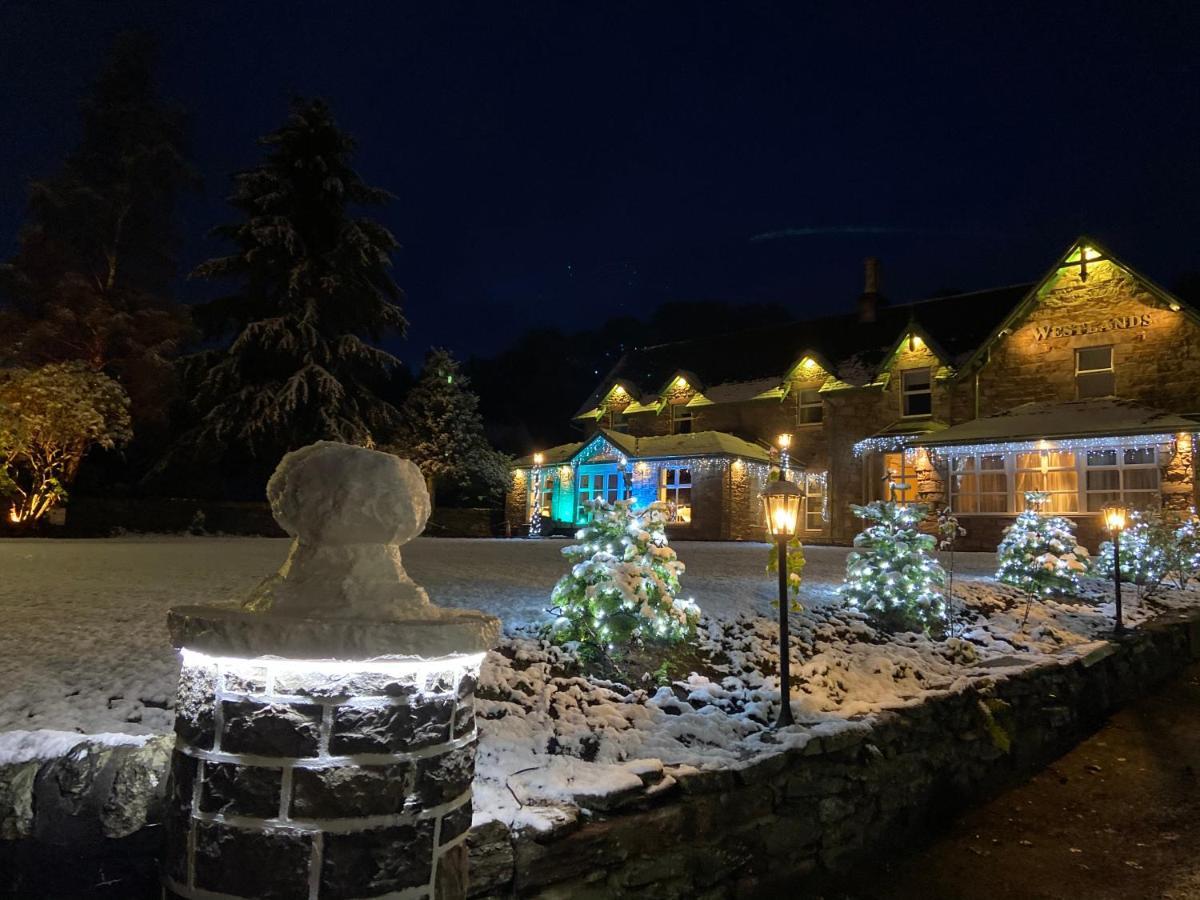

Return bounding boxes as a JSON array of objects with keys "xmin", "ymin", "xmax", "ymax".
[
  {"xmin": 761, "ymin": 476, "xmax": 802, "ymax": 729},
  {"xmin": 1101, "ymin": 502, "xmax": 1129, "ymax": 635}
]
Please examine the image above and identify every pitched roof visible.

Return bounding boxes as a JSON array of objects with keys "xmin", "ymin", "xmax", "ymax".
[
  {"xmin": 912, "ymin": 399, "xmax": 1197, "ymax": 448},
  {"xmin": 513, "ymin": 429, "xmax": 771, "ymax": 467},
  {"xmin": 575, "ymin": 283, "xmax": 1032, "ymax": 417}
]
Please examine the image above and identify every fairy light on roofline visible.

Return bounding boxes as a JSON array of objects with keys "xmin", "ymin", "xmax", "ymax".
[{"xmin": 926, "ymin": 433, "xmax": 1179, "ymax": 459}]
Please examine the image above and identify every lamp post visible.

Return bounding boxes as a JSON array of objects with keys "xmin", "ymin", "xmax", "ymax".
[
  {"xmin": 1102, "ymin": 503, "xmax": 1128, "ymax": 635},
  {"xmin": 777, "ymin": 433, "xmax": 792, "ymax": 477},
  {"xmin": 530, "ymin": 452, "xmax": 544, "ymax": 538},
  {"xmin": 762, "ymin": 476, "xmax": 802, "ymax": 729}
]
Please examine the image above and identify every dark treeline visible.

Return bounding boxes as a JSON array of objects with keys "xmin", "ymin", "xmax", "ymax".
[{"xmin": 467, "ymin": 299, "xmax": 794, "ymax": 456}]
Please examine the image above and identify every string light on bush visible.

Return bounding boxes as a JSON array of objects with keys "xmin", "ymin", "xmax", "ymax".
[{"xmin": 530, "ymin": 451, "xmax": 544, "ymax": 538}]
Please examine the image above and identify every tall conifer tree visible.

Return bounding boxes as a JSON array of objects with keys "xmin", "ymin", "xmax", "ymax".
[
  {"xmin": 0, "ymin": 33, "xmax": 193, "ymax": 427},
  {"xmin": 185, "ymin": 99, "xmax": 407, "ymax": 477}
]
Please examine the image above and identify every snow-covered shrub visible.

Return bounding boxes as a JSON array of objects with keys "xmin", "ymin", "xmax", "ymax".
[
  {"xmin": 1167, "ymin": 512, "xmax": 1200, "ymax": 590},
  {"xmin": 1094, "ymin": 510, "xmax": 1170, "ymax": 587},
  {"xmin": 549, "ymin": 499, "xmax": 700, "ymax": 651},
  {"xmin": 839, "ymin": 501, "xmax": 946, "ymax": 633},
  {"xmin": 996, "ymin": 491, "xmax": 1089, "ymax": 596},
  {"xmin": 1096, "ymin": 509, "xmax": 1200, "ymax": 595}
]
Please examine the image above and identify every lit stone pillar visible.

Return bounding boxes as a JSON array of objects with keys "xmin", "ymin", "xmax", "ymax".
[{"xmin": 161, "ymin": 442, "xmax": 500, "ymax": 900}]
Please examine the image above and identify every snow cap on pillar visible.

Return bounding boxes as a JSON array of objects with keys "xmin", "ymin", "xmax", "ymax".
[{"xmin": 168, "ymin": 440, "xmax": 501, "ymax": 660}]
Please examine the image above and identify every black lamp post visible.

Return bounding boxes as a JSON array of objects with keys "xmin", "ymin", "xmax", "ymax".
[
  {"xmin": 762, "ymin": 475, "xmax": 802, "ymax": 728},
  {"xmin": 1102, "ymin": 503, "xmax": 1128, "ymax": 635}
]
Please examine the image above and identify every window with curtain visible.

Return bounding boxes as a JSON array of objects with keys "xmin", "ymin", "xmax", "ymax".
[
  {"xmin": 659, "ymin": 467, "xmax": 692, "ymax": 523},
  {"xmin": 1085, "ymin": 447, "xmax": 1159, "ymax": 511},
  {"xmin": 949, "ymin": 454, "xmax": 1008, "ymax": 513},
  {"xmin": 1014, "ymin": 451, "xmax": 1078, "ymax": 512}
]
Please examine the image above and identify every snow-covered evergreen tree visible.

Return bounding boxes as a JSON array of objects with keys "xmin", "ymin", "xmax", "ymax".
[
  {"xmin": 183, "ymin": 99, "xmax": 406, "ymax": 467},
  {"xmin": 996, "ymin": 492, "xmax": 1090, "ymax": 596},
  {"xmin": 1094, "ymin": 510, "xmax": 1170, "ymax": 590},
  {"xmin": 549, "ymin": 499, "xmax": 699, "ymax": 651},
  {"xmin": 839, "ymin": 501, "xmax": 946, "ymax": 633},
  {"xmin": 1, "ymin": 33, "xmax": 194, "ymax": 428},
  {"xmin": 392, "ymin": 349, "xmax": 509, "ymax": 505}
]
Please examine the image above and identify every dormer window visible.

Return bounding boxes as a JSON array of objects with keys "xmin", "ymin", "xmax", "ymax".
[
  {"xmin": 901, "ymin": 368, "xmax": 932, "ymax": 417},
  {"xmin": 798, "ymin": 388, "xmax": 823, "ymax": 425},
  {"xmin": 671, "ymin": 405, "xmax": 694, "ymax": 434}
]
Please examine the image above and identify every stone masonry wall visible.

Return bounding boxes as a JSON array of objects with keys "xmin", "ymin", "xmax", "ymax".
[
  {"xmin": 5, "ymin": 616, "xmax": 1200, "ymax": 897},
  {"xmin": 163, "ymin": 656, "xmax": 480, "ymax": 900},
  {"xmin": 465, "ymin": 614, "xmax": 1200, "ymax": 898}
]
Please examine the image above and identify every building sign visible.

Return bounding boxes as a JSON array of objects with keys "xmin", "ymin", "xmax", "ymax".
[{"xmin": 1034, "ymin": 314, "xmax": 1150, "ymax": 341}]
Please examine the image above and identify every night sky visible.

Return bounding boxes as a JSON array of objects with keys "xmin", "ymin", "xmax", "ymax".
[{"xmin": 3, "ymin": 2, "xmax": 1199, "ymax": 367}]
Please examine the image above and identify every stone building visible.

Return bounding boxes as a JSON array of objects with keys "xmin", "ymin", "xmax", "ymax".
[{"xmin": 507, "ymin": 238, "xmax": 1200, "ymax": 548}]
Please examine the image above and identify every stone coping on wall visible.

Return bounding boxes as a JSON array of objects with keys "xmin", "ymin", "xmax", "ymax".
[{"xmin": 4, "ymin": 613, "xmax": 1200, "ymax": 897}]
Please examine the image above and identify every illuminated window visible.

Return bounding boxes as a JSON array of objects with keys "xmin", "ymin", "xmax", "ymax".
[
  {"xmin": 577, "ymin": 472, "xmax": 619, "ymax": 521},
  {"xmin": 1015, "ymin": 451, "xmax": 1078, "ymax": 513},
  {"xmin": 798, "ymin": 389, "xmax": 823, "ymax": 425},
  {"xmin": 1085, "ymin": 447, "xmax": 1159, "ymax": 511},
  {"xmin": 671, "ymin": 405, "xmax": 694, "ymax": 434},
  {"xmin": 803, "ymin": 473, "xmax": 825, "ymax": 530},
  {"xmin": 659, "ymin": 467, "xmax": 692, "ymax": 523},
  {"xmin": 882, "ymin": 453, "xmax": 918, "ymax": 502},
  {"xmin": 901, "ymin": 368, "xmax": 932, "ymax": 417},
  {"xmin": 1075, "ymin": 347, "xmax": 1114, "ymax": 398},
  {"xmin": 528, "ymin": 476, "xmax": 555, "ymax": 522},
  {"xmin": 950, "ymin": 454, "xmax": 1008, "ymax": 513}
]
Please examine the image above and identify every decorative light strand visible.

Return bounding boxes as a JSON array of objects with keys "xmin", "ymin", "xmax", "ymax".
[{"xmin": 927, "ymin": 433, "xmax": 1179, "ymax": 460}]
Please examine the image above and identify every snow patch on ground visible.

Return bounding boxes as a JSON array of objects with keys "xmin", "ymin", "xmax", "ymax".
[{"xmin": 1, "ymin": 535, "xmax": 1195, "ymax": 831}]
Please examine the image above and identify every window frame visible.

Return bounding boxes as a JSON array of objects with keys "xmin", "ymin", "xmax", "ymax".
[
  {"xmin": 947, "ymin": 453, "xmax": 1009, "ymax": 514},
  {"xmin": 797, "ymin": 388, "xmax": 824, "ymax": 426},
  {"xmin": 670, "ymin": 404, "xmax": 695, "ymax": 435},
  {"xmin": 944, "ymin": 444, "xmax": 1163, "ymax": 516},
  {"xmin": 900, "ymin": 367, "xmax": 933, "ymax": 418},
  {"xmin": 1075, "ymin": 345, "xmax": 1115, "ymax": 399},
  {"xmin": 802, "ymin": 473, "xmax": 825, "ymax": 531},
  {"xmin": 659, "ymin": 465, "xmax": 693, "ymax": 524}
]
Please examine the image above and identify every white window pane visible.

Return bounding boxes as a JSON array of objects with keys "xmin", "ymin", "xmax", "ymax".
[{"xmin": 1124, "ymin": 447, "xmax": 1156, "ymax": 465}]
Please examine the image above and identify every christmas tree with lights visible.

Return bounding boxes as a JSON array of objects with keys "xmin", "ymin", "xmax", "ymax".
[
  {"xmin": 996, "ymin": 491, "xmax": 1090, "ymax": 597},
  {"xmin": 839, "ymin": 501, "xmax": 947, "ymax": 633},
  {"xmin": 549, "ymin": 499, "xmax": 699, "ymax": 652}
]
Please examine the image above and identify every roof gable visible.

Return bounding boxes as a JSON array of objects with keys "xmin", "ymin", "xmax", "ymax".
[{"xmin": 957, "ymin": 236, "xmax": 1200, "ymax": 373}]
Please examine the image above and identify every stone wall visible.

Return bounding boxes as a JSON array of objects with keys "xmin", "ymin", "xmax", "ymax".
[
  {"xmin": 164, "ymin": 656, "xmax": 480, "ymax": 899},
  {"xmin": 464, "ymin": 616, "xmax": 1200, "ymax": 898},
  {"xmin": 7, "ymin": 615, "xmax": 1200, "ymax": 898}
]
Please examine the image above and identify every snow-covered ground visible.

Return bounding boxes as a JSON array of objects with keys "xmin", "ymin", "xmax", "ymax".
[
  {"xmin": 0, "ymin": 536, "xmax": 993, "ymax": 736},
  {"xmin": 1, "ymin": 535, "xmax": 1196, "ymax": 831}
]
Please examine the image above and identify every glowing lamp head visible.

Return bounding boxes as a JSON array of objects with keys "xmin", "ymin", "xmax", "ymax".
[
  {"xmin": 777, "ymin": 433, "xmax": 792, "ymax": 451},
  {"xmin": 762, "ymin": 477, "xmax": 802, "ymax": 540},
  {"xmin": 533, "ymin": 452, "xmax": 544, "ymax": 467},
  {"xmin": 1102, "ymin": 503, "xmax": 1128, "ymax": 533}
]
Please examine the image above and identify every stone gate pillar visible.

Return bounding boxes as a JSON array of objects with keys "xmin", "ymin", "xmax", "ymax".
[{"xmin": 161, "ymin": 441, "xmax": 500, "ymax": 900}]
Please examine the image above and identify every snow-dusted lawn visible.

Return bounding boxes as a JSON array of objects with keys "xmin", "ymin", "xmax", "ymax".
[
  {"xmin": 0, "ymin": 535, "xmax": 977, "ymax": 735},
  {"xmin": 3, "ymin": 534, "xmax": 1196, "ymax": 830}
]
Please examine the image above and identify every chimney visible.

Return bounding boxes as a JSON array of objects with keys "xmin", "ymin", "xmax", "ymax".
[{"xmin": 857, "ymin": 256, "xmax": 887, "ymax": 323}]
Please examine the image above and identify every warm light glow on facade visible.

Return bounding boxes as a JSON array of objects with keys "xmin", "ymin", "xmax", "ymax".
[
  {"xmin": 7, "ymin": 508, "xmax": 19, "ymax": 524},
  {"xmin": 533, "ymin": 452, "xmax": 544, "ymax": 466}
]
